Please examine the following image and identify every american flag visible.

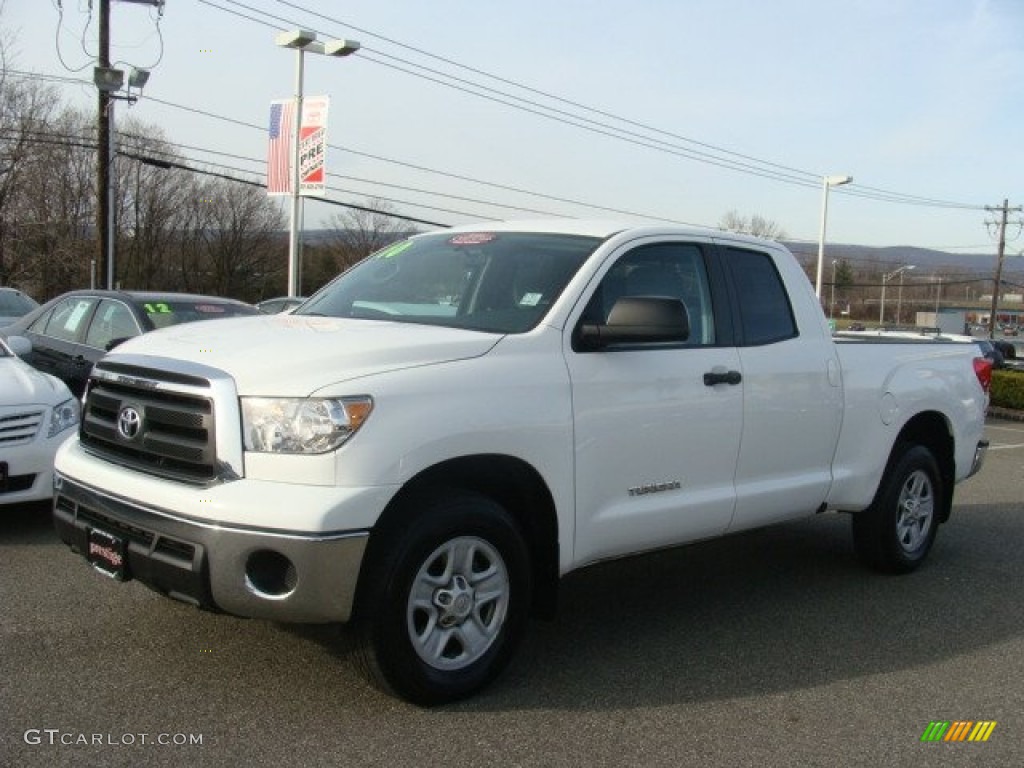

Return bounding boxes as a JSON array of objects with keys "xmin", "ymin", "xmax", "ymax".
[{"xmin": 266, "ymin": 100, "xmax": 295, "ymax": 195}]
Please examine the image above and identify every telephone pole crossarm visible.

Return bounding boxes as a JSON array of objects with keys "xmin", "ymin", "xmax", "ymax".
[{"xmin": 984, "ymin": 199, "xmax": 1024, "ymax": 339}]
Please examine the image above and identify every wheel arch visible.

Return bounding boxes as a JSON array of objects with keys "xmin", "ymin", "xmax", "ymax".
[
  {"xmin": 892, "ymin": 410, "xmax": 955, "ymax": 522},
  {"xmin": 354, "ymin": 453, "xmax": 561, "ymax": 621}
]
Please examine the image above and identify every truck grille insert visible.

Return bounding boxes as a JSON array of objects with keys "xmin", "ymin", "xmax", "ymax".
[{"xmin": 80, "ymin": 374, "xmax": 218, "ymax": 484}]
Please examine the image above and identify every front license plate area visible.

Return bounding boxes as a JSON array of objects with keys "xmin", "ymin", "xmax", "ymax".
[{"xmin": 88, "ymin": 528, "xmax": 129, "ymax": 581}]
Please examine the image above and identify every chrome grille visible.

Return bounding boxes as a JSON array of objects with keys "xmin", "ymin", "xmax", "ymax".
[
  {"xmin": 0, "ymin": 409, "xmax": 44, "ymax": 446},
  {"xmin": 80, "ymin": 374, "xmax": 218, "ymax": 484}
]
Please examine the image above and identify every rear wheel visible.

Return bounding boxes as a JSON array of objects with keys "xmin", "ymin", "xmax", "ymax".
[
  {"xmin": 852, "ymin": 444, "xmax": 943, "ymax": 573},
  {"xmin": 356, "ymin": 491, "xmax": 531, "ymax": 706}
]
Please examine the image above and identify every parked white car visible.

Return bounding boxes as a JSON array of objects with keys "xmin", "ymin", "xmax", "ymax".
[{"xmin": 0, "ymin": 335, "xmax": 80, "ymax": 506}]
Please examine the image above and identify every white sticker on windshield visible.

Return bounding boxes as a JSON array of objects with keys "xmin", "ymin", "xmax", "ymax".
[{"xmin": 519, "ymin": 292, "xmax": 543, "ymax": 307}]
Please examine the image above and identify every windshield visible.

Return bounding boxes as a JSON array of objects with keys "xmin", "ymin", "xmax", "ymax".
[
  {"xmin": 0, "ymin": 290, "xmax": 38, "ymax": 316},
  {"xmin": 298, "ymin": 231, "xmax": 601, "ymax": 333},
  {"xmin": 144, "ymin": 299, "xmax": 259, "ymax": 329}
]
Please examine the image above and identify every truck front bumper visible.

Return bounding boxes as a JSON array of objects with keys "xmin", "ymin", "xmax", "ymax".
[{"xmin": 53, "ymin": 475, "xmax": 368, "ymax": 623}]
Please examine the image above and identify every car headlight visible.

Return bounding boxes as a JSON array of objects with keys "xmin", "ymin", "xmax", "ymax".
[
  {"xmin": 241, "ymin": 396, "xmax": 373, "ymax": 454},
  {"xmin": 48, "ymin": 398, "xmax": 80, "ymax": 438}
]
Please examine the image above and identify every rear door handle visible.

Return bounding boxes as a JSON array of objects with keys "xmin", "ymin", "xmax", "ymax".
[{"xmin": 703, "ymin": 370, "xmax": 742, "ymax": 386}]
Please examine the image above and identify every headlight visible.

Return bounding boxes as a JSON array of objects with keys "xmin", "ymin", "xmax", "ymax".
[
  {"xmin": 241, "ymin": 396, "xmax": 373, "ymax": 454},
  {"xmin": 48, "ymin": 398, "xmax": 80, "ymax": 438}
]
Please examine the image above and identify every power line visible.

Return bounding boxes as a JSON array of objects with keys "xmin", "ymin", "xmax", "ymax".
[
  {"xmin": 0, "ymin": 126, "xmax": 454, "ymax": 227},
  {"xmin": 213, "ymin": 0, "xmax": 987, "ymax": 211},
  {"xmin": 203, "ymin": 0, "xmax": 820, "ymax": 189},
  {"xmin": 5, "ymin": 67, "xmax": 988, "ymax": 224},
  {"xmin": 133, "ymin": 91, "xmax": 709, "ymax": 225},
  {"xmin": 10, "ymin": 123, "xmax": 641, "ymax": 222}
]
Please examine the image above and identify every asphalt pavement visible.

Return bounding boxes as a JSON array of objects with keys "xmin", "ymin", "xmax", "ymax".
[{"xmin": 2, "ymin": 419, "xmax": 1022, "ymax": 767}]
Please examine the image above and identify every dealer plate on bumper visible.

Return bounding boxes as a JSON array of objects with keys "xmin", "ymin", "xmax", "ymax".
[{"xmin": 87, "ymin": 528, "xmax": 129, "ymax": 581}]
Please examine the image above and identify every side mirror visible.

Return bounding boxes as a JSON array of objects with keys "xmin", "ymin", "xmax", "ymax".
[
  {"xmin": 577, "ymin": 296, "xmax": 690, "ymax": 350},
  {"xmin": 6, "ymin": 335, "xmax": 32, "ymax": 356}
]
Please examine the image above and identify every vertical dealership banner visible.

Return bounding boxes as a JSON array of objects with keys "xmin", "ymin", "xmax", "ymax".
[
  {"xmin": 298, "ymin": 96, "xmax": 329, "ymax": 194},
  {"xmin": 266, "ymin": 96, "xmax": 330, "ymax": 196}
]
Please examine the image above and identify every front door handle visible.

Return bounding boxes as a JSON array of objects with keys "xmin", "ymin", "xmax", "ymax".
[{"xmin": 703, "ymin": 370, "xmax": 742, "ymax": 386}]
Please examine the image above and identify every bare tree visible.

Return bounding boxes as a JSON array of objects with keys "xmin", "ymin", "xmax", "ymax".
[
  {"xmin": 719, "ymin": 210, "xmax": 787, "ymax": 241},
  {"xmin": 176, "ymin": 175, "xmax": 285, "ymax": 300},
  {"xmin": 15, "ymin": 107, "xmax": 97, "ymax": 296},
  {"xmin": 0, "ymin": 67, "xmax": 63, "ymax": 290},
  {"xmin": 328, "ymin": 197, "xmax": 417, "ymax": 272},
  {"xmin": 114, "ymin": 119, "xmax": 196, "ymax": 289}
]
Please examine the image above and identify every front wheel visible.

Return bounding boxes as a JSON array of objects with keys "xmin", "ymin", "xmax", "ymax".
[
  {"xmin": 852, "ymin": 444, "xmax": 944, "ymax": 574},
  {"xmin": 355, "ymin": 491, "xmax": 531, "ymax": 706}
]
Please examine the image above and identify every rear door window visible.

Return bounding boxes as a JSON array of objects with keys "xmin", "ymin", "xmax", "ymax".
[
  {"xmin": 40, "ymin": 297, "xmax": 97, "ymax": 343},
  {"xmin": 722, "ymin": 247, "xmax": 797, "ymax": 346}
]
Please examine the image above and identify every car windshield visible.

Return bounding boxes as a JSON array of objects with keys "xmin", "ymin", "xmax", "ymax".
[
  {"xmin": 142, "ymin": 299, "xmax": 259, "ymax": 329},
  {"xmin": 298, "ymin": 231, "xmax": 601, "ymax": 333},
  {"xmin": 0, "ymin": 290, "xmax": 38, "ymax": 315}
]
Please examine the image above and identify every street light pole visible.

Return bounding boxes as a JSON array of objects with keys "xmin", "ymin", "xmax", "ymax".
[
  {"xmin": 879, "ymin": 264, "xmax": 915, "ymax": 325},
  {"xmin": 896, "ymin": 269, "xmax": 907, "ymax": 325},
  {"xmin": 288, "ymin": 44, "xmax": 306, "ymax": 299},
  {"xmin": 829, "ymin": 259, "xmax": 838, "ymax": 321},
  {"xmin": 275, "ymin": 30, "xmax": 360, "ymax": 298},
  {"xmin": 815, "ymin": 174, "xmax": 853, "ymax": 299}
]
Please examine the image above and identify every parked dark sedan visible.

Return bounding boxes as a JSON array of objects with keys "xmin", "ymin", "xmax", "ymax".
[{"xmin": 0, "ymin": 290, "xmax": 259, "ymax": 396}]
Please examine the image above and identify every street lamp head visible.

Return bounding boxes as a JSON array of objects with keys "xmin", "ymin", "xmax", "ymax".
[
  {"xmin": 93, "ymin": 66, "xmax": 125, "ymax": 93},
  {"xmin": 825, "ymin": 175, "xmax": 853, "ymax": 187},
  {"xmin": 324, "ymin": 39, "xmax": 361, "ymax": 57},
  {"xmin": 884, "ymin": 263, "xmax": 916, "ymax": 282},
  {"xmin": 276, "ymin": 29, "xmax": 318, "ymax": 49},
  {"xmin": 128, "ymin": 68, "xmax": 150, "ymax": 89}
]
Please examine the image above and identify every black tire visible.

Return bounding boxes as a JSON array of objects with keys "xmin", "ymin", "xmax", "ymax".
[
  {"xmin": 852, "ymin": 444, "xmax": 944, "ymax": 574},
  {"xmin": 355, "ymin": 491, "xmax": 531, "ymax": 706}
]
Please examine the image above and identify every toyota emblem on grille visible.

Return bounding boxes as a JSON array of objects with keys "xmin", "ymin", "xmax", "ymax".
[{"xmin": 117, "ymin": 406, "xmax": 142, "ymax": 440}]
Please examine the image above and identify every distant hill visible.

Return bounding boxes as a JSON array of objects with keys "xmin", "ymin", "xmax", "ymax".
[
  {"xmin": 783, "ymin": 241, "xmax": 1022, "ymax": 279},
  {"xmin": 299, "ymin": 228, "xmax": 1023, "ymax": 281}
]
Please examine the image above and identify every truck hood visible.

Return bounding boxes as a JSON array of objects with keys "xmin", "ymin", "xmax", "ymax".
[
  {"xmin": 0, "ymin": 357, "xmax": 72, "ymax": 407},
  {"xmin": 105, "ymin": 315, "xmax": 502, "ymax": 396}
]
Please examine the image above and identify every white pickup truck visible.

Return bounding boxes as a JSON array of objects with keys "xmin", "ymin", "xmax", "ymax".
[{"xmin": 53, "ymin": 220, "xmax": 990, "ymax": 705}]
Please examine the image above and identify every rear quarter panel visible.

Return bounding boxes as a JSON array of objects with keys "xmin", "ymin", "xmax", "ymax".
[{"xmin": 828, "ymin": 338, "xmax": 987, "ymax": 509}]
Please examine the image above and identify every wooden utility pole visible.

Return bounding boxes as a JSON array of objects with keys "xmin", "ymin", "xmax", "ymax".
[
  {"xmin": 985, "ymin": 199, "xmax": 1023, "ymax": 339},
  {"xmin": 97, "ymin": 0, "xmax": 111, "ymax": 289}
]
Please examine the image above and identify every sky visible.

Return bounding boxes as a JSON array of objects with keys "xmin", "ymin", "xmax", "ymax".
[{"xmin": 5, "ymin": 0, "xmax": 1024, "ymax": 254}]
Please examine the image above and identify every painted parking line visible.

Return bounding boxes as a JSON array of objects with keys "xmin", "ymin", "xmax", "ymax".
[{"xmin": 982, "ymin": 422, "xmax": 1024, "ymax": 449}]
